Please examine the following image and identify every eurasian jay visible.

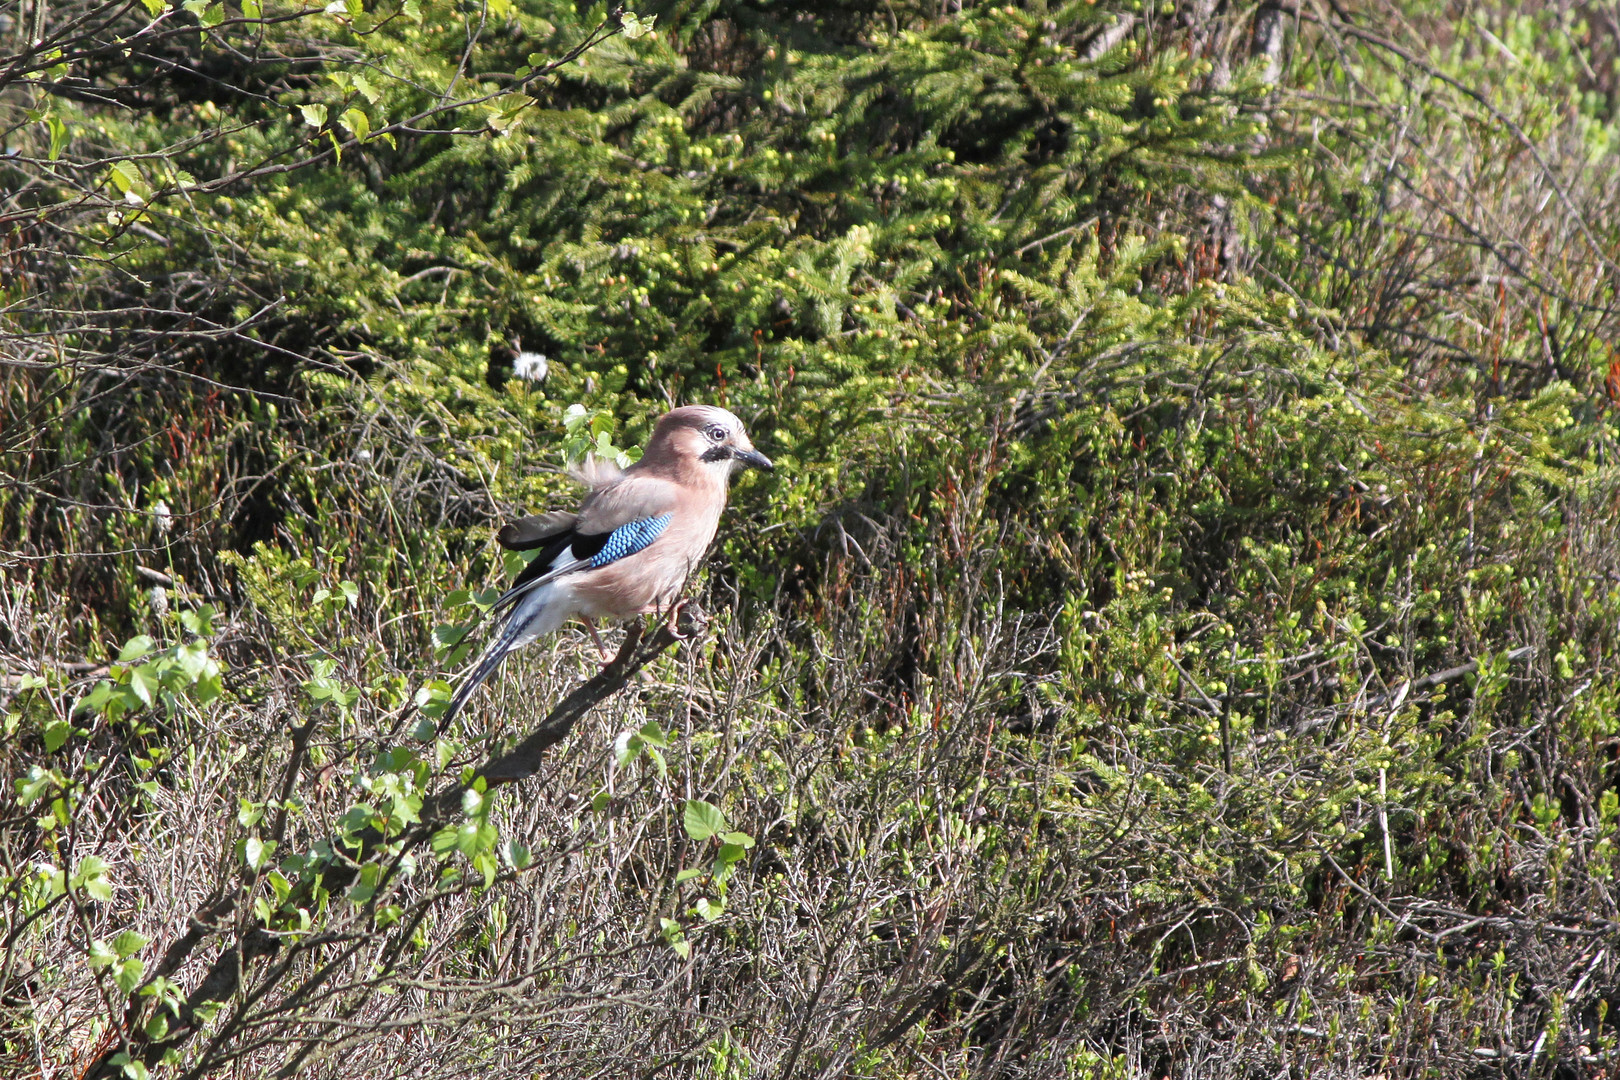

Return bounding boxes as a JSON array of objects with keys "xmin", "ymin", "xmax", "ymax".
[{"xmin": 441, "ymin": 405, "xmax": 773, "ymax": 725}]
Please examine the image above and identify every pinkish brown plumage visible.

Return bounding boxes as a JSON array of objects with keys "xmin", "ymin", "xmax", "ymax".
[{"xmin": 440, "ymin": 405, "xmax": 772, "ymax": 726}]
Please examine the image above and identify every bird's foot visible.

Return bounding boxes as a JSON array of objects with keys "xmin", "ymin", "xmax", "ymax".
[{"xmin": 667, "ymin": 598, "xmax": 707, "ymax": 640}]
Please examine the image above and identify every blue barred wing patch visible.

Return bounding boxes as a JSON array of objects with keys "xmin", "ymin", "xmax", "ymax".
[{"xmin": 588, "ymin": 514, "xmax": 671, "ymax": 568}]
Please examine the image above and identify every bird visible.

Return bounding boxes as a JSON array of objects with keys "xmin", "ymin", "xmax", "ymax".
[{"xmin": 439, "ymin": 405, "xmax": 773, "ymax": 726}]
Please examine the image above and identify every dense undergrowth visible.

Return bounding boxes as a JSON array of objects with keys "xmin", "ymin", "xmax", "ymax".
[{"xmin": 3, "ymin": 0, "xmax": 1619, "ymax": 1076}]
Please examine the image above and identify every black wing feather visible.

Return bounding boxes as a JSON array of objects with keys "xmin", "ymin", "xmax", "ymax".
[
  {"xmin": 501, "ymin": 527, "xmax": 613, "ymax": 598},
  {"xmin": 497, "ymin": 511, "xmax": 577, "ymax": 551}
]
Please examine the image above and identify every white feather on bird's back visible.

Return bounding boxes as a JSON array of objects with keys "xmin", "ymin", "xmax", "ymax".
[{"xmin": 567, "ymin": 454, "xmax": 624, "ymax": 491}]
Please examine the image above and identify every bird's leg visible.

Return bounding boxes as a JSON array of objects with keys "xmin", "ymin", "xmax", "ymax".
[
  {"xmin": 582, "ymin": 617, "xmax": 613, "ymax": 662},
  {"xmin": 665, "ymin": 598, "xmax": 692, "ymax": 639}
]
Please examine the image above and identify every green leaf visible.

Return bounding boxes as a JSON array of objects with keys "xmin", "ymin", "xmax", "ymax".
[
  {"xmin": 266, "ymin": 870, "xmax": 291, "ymax": 901},
  {"xmin": 430, "ymin": 824, "xmax": 461, "ymax": 854},
  {"xmin": 503, "ymin": 839, "xmax": 532, "ymax": 870},
  {"xmin": 42, "ymin": 719, "xmax": 71, "ymax": 753},
  {"xmin": 88, "ymin": 938, "xmax": 118, "ymax": 970},
  {"xmin": 17, "ymin": 765, "xmax": 53, "ymax": 805},
  {"xmin": 620, "ymin": 11, "xmax": 656, "ymax": 39},
  {"xmin": 113, "ymin": 930, "xmax": 149, "ymax": 959},
  {"xmin": 432, "ymin": 624, "xmax": 468, "ymax": 650},
  {"xmin": 387, "ymin": 791, "xmax": 421, "ymax": 828},
  {"xmin": 659, "ymin": 918, "xmax": 689, "ymax": 959},
  {"xmin": 79, "ymin": 681, "xmax": 113, "ymax": 716},
  {"xmin": 240, "ymin": 0, "xmax": 260, "ymax": 16},
  {"xmin": 414, "ymin": 681, "xmax": 450, "ymax": 718},
  {"xmin": 113, "ymin": 956, "xmax": 145, "ymax": 995},
  {"xmin": 237, "ymin": 799, "xmax": 264, "ymax": 828},
  {"xmin": 193, "ymin": 672, "xmax": 222, "ymax": 705},
  {"xmin": 110, "ymin": 1052, "xmax": 149, "ymax": 1080},
  {"xmin": 127, "ymin": 666, "xmax": 156, "ymax": 707},
  {"xmin": 139, "ymin": 0, "xmax": 166, "ymax": 16},
  {"xmin": 178, "ymin": 641, "xmax": 213, "ymax": 682},
  {"xmin": 485, "ymin": 94, "xmax": 531, "ymax": 135},
  {"xmin": 300, "ymin": 104, "xmax": 328, "ymax": 129},
  {"xmin": 74, "ymin": 856, "xmax": 113, "ymax": 902},
  {"xmin": 455, "ymin": 820, "xmax": 495, "ymax": 856},
  {"xmin": 182, "ymin": 604, "xmax": 218, "ymax": 637},
  {"xmin": 683, "ymin": 799, "xmax": 726, "ymax": 841},
  {"xmin": 46, "ymin": 115, "xmax": 68, "ymax": 161},
  {"xmin": 243, "ymin": 836, "xmax": 271, "ymax": 871},
  {"xmin": 118, "ymin": 635, "xmax": 155, "ymax": 662},
  {"xmin": 614, "ymin": 728, "xmax": 643, "ymax": 769}
]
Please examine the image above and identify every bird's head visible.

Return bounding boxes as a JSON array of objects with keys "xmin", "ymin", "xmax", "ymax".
[{"xmin": 646, "ymin": 405, "xmax": 773, "ymax": 479}]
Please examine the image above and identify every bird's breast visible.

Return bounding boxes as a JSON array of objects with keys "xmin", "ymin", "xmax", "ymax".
[{"xmin": 570, "ymin": 509, "xmax": 721, "ymax": 620}]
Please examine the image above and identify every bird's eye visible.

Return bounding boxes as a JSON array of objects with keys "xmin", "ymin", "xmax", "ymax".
[{"xmin": 705, "ymin": 424, "xmax": 727, "ymax": 443}]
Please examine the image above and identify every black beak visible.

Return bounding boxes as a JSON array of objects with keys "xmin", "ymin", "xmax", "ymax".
[{"xmin": 734, "ymin": 447, "xmax": 774, "ymax": 472}]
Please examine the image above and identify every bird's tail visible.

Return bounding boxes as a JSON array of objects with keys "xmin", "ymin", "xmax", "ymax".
[{"xmin": 439, "ymin": 586, "xmax": 558, "ymax": 728}]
